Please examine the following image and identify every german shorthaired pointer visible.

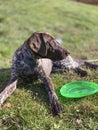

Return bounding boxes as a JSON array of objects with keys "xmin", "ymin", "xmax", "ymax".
[
  {"xmin": 0, "ymin": 32, "xmax": 98, "ymax": 115},
  {"xmin": 0, "ymin": 32, "xmax": 70, "ymax": 115}
]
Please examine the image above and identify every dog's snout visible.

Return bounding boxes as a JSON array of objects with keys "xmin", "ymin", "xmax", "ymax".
[{"xmin": 64, "ymin": 49, "xmax": 70, "ymax": 56}]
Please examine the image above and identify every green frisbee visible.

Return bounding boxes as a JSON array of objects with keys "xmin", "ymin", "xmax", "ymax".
[{"xmin": 60, "ymin": 81, "xmax": 98, "ymax": 98}]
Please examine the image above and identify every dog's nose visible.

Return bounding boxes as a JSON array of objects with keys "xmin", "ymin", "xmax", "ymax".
[{"xmin": 65, "ymin": 49, "xmax": 70, "ymax": 55}]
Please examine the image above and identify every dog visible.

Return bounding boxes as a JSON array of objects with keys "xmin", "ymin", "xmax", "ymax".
[
  {"xmin": 0, "ymin": 32, "xmax": 97, "ymax": 115},
  {"xmin": 0, "ymin": 32, "xmax": 70, "ymax": 115}
]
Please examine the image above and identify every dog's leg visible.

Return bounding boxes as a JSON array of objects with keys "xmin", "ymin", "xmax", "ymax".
[
  {"xmin": 0, "ymin": 78, "xmax": 18, "ymax": 106},
  {"xmin": 73, "ymin": 67, "xmax": 87, "ymax": 77},
  {"xmin": 40, "ymin": 73, "xmax": 62, "ymax": 115},
  {"xmin": 0, "ymin": 79, "xmax": 18, "ymax": 106},
  {"xmin": 37, "ymin": 63, "xmax": 62, "ymax": 115},
  {"xmin": 84, "ymin": 61, "xmax": 98, "ymax": 69},
  {"xmin": 52, "ymin": 57, "xmax": 88, "ymax": 77},
  {"xmin": 0, "ymin": 65, "xmax": 18, "ymax": 106},
  {"xmin": 0, "ymin": 61, "xmax": 19, "ymax": 106}
]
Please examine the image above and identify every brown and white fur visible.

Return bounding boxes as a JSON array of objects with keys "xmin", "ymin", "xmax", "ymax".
[
  {"xmin": 0, "ymin": 32, "xmax": 98, "ymax": 115},
  {"xmin": 0, "ymin": 32, "xmax": 70, "ymax": 115}
]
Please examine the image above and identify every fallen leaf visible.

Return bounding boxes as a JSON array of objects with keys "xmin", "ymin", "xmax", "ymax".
[
  {"xmin": 5, "ymin": 102, "xmax": 12, "ymax": 108},
  {"xmin": 73, "ymin": 118, "xmax": 82, "ymax": 124}
]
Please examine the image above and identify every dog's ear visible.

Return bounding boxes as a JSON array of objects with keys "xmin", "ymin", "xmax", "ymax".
[{"xmin": 28, "ymin": 32, "xmax": 48, "ymax": 57}]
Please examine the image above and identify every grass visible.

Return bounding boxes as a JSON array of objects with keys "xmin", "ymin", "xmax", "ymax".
[{"xmin": 0, "ymin": 0, "xmax": 98, "ymax": 129}]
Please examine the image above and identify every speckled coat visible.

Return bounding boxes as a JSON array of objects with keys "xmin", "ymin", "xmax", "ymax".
[
  {"xmin": 0, "ymin": 32, "xmax": 97, "ymax": 115},
  {"xmin": 7, "ymin": 32, "xmax": 70, "ymax": 115}
]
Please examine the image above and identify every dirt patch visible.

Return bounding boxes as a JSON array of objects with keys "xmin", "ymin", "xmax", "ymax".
[{"xmin": 76, "ymin": 0, "xmax": 98, "ymax": 5}]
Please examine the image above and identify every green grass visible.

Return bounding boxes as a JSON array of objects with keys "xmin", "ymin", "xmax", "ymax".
[{"xmin": 0, "ymin": 0, "xmax": 98, "ymax": 129}]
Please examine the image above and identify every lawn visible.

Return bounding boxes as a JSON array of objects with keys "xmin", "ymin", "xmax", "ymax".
[{"xmin": 0, "ymin": 0, "xmax": 98, "ymax": 129}]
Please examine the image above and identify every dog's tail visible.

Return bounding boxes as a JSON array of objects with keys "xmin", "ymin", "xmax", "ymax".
[{"xmin": 0, "ymin": 79, "xmax": 18, "ymax": 106}]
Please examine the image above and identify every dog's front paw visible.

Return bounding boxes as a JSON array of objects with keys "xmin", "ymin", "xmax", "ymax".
[
  {"xmin": 85, "ymin": 62, "xmax": 98, "ymax": 70},
  {"xmin": 74, "ymin": 67, "xmax": 87, "ymax": 77},
  {"xmin": 52, "ymin": 97, "xmax": 63, "ymax": 115}
]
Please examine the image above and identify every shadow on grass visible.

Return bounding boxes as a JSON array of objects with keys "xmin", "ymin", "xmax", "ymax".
[
  {"xmin": 0, "ymin": 68, "xmax": 50, "ymax": 109},
  {"xmin": 0, "ymin": 68, "xmax": 84, "ymax": 116},
  {"xmin": 0, "ymin": 68, "xmax": 81, "ymax": 107},
  {"xmin": 0, "ymin": 68, "xmax": 11, "ymax": 92}
]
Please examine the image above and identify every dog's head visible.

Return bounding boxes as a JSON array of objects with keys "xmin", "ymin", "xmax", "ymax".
[{"xmin": 27, "ymin": 32, "xmax": 70, "ymax": 61}]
